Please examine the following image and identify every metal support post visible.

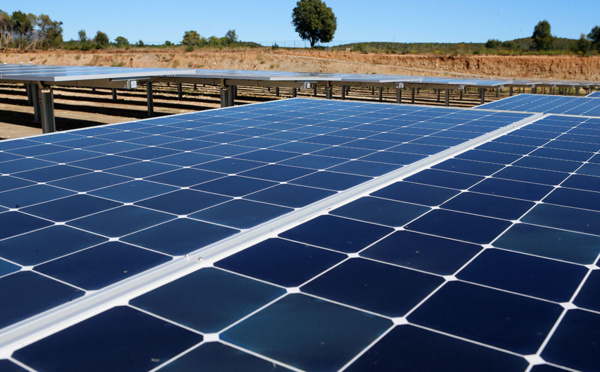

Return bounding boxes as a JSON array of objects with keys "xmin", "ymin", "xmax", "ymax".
[
  {"xmin": 313, "ymin": 85, "xmax": 318, "ymax": 97},
  {"xmin": 194, "ymin": 83, "xmax": 197, "ymax": 90},
  {"xmin": 436, "ymin": 89, "xmax": 441, "ymax": 102},
  {"xmin": 445, "ymin": 90, "xmax": 450, "ymax": 106},
  {"xmin": 325, "ymin": 86, "xmax": 333, "ymax": 100},
  {"xmin": 112, "ymin": 89, "xmax": 118, "ymax": 101},
  {"xmin": 371, "ymin": 87, "xmax": 375, "ymax": 95},
  {"xmin": 146, "ymin": 83, "xmax": 154, "ymax": 117},
  {"xmin": 509, "ymin": 87, "xmax": 514, "ymax": 96},
  {"xmin": 40, "ymin": 88, "xmax": 56, "ymax": 133},
  {"xmin": 25, "ymin": 84, "xmax": 33, "ymax": 105},
  {"xmin": 379, "ymin": 87, "xmax": 383, "ymax": 102},
  {"xmin": 479, "ymin": 88, "xmax": 485, "ymax": 104},
  {"xmin": 396, "ymin": 88, "xmax": 402, "ymax": 104},
  {"xmin": 460, "ymin": 89, "xmax": 463, "ymax": 100},
  {"xmin": 178, "ymin": 83, "xmax": 183, "ymax": 100},
  {"xmin": 341, "ymin": 86, "xmax": 346, "ymax": 100},
  {"xmin": 411, "ymin": 87, "xmax": 416, "ymax": 103},
  {"xmin": 276, "ymin": 87, "xmax": 280, "ymax": 97},
  {"xmin": 496, "ymin": 88, "xmax": 499, "ymax": 98},
  {"xmin": 31, "ymin": 84, "xmax": 41, "ymax": 124},
  {"xmin": 292, "ymin": 88, "xmax": 297, "ymax": 97}
]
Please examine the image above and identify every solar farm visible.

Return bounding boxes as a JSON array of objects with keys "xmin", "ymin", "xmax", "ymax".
[{"xmin": 1, "ymin": 64, "xmax": 600, "ymax": 371}]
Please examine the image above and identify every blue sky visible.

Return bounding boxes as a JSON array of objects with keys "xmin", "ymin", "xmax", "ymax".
[{"xmin": 6, "ymin": 0, "xmax": 600, "ymax": 46}]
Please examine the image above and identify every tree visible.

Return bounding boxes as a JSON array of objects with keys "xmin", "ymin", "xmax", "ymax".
[
  {"xmin": 182, "ymin": 30, "xmax": 201, "ymax": 50},
  {"xmin": 225, "ymin": 29, "xmax": 238, "ymax": 44},
  {"xmin": 94, "ymin": 30, "xmax": 110, "ymax": 49},
  {"xmin": 291, "ymin": 0, "xmax": 337, "ymax": 48},
  {"xmin": 115, "ymin": 36, "xmax": 129, "ymax": 48},
  {"xmin": 0, "ymin": 11, "xmax": 14, "ymax": 48},
  {"xmin": 532, "ymin": 20, "xmax": 554, "ymax": 51},
  {"xmin": 485, "ymin": 39, "xmax": 501, "ymax": 49},
  {"xmin": 38, "ymin": 14, "xmax": 63, "ymax": 48},
  {"xmin": 588, "ymin": 26, "xmax": 600, "ymax": 51},
  {"xmin": 11, "ymin": 11, "xmax": 33, "ymax": 48},
  {"xmin": 573, "ymin": 34, "xmax": 591, "ymax": 54},
  {"xmin": 78, "ymin": 29, "xmax": 87, "ymax": 42}
]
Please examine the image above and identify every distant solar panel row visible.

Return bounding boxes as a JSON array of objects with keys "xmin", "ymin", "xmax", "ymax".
[
  {"xmin": 587, "ymin": 91, "xmax": 600, "ymax": 98},
  {"xmin": 477, "ymin": 93, "xmax": 600, "ymax": 116},
  {"xmin": 0, "ymin": 99, "xmax": 530, "ymax": 335}
]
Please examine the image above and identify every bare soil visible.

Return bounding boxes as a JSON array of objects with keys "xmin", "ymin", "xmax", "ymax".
[{"xmin": 1, "ymin": 49, "xmax": 599, "ymax": 139}]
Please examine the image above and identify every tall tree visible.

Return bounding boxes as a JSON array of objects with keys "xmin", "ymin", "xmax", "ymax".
[
  {"xmin": 115, "ymin": 36, "xmax": 129, "ymax": 48},
  {"xmin": 182, "ymin": 30, "xmax": 201, "ymax": 50},
  {"xmin": 291, "ymin": 0, "xmax": 337, "ymax": 48},
  {"xmin": 94, "ymin": 30, "xmax": 109, "ymax": 49},
  {"xmin": 11, "ymin": 11, "xmax": 34, "ymax": 48},
  {"xmin": 532, "ymin": 20, "xmax": 554, "ymax": 51},
  {"xmin": 38, "ymin": 14, "xmax": 63, "ymax": 48},
  {"xmin": 588, "ymin": 26, "xmax": 600, "ymax": 51}
]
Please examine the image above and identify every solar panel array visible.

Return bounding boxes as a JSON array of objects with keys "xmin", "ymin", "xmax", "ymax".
[
  {"xmin": 477, "ymin": 93, "xmax": 600, "ymax": 116},
  {"xmin": 2, "ymin": 96, "xmax": 600, "ymax": 371}
]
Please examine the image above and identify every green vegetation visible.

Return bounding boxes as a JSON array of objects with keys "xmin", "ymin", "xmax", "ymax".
[
  {"xmin": 291, "ymin": 0, "xmax": 337, "ymax": 47},
  {"xmin": 532, "ymin": 20, "xmax": 553, "ymax": 51}
]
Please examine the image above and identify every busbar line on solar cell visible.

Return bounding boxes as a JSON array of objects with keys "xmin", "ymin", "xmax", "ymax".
[{"xmin": 0, "ymin": 100, "xmax": 541, "ymax": 360}]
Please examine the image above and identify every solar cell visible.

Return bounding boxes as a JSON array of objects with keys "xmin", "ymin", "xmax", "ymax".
[
  {"xmin": 477, "ymin": 93, "xmax": 600, "ymax": 116},
  {"xmin": 3, "ymin": 98, "xmax": 600, "ymax": 371}
]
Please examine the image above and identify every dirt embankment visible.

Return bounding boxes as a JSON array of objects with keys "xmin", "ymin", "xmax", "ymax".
[{"xmin": 3, "ymin": 49, "xmax": 600, "ymax": 81}]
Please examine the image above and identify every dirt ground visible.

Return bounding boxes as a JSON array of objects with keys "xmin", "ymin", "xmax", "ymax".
[{"xmin": 2, "ymin": 49, "xmax": 599, "ymax": 139}]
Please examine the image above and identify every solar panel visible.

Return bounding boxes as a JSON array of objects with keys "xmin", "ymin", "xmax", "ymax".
[
  {"xmin": 587, "ymin": 91, "xmax": 600, "ymax": 98},
  {"xmin": 476, "ymin": 93, "xmax": 600, "ymax": 116},
  {"xmin": 2, "ymin": 98, "xmax": 598, "ymax": 371}
]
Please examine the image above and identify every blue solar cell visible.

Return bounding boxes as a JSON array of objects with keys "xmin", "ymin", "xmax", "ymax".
[
  {"xmin": 0, "ymin": 175, "xmax": 34, "ymax": 192},
  {"xmin": 302, "ymin": 258, "xmax": 443, "ymax": 316},
  {"xmin": 157, "ymin": 342, "xmax": 293, "ymax": 372},
  {"xmin": 495, "ymin": 166, "xmax": 569, "ymax": 186},
  {"xmin": 523, "ymin": 203, "xmax": 600, "ymax": 235},
  {"xmin": 192, "ymin": 176, "xmax": 276, "ymax": 197},
  {"xmin": 328, "ymin": 159, "xmax": 398, "ymax": 176},
  {"xmin": 85, "ymin": 141, "xmax": 145, "ymax": 154},
  {"xmin": 22, "ymin": 194, "xmax": 121, "ymax": 222},
  {"xmin": 531, "ymin": 147, "xmax": 592, "ymax": 162},
  {"xmin": 136, "ymin": 189, "xmax": 230, "ymax": 215},
  {"xmin": 0, "ymin": 225, "xmax": 106, "ymax": 265},
  {"xmin": 246, "ymin": 184, "xmax": 334, "ymax": 208},
  {"xmin": 13, "ymin": 165, "xmax": 90, "ymax": 183},
  {"xmin": 562, "ymin": 174, "xmax": 600, "ymax": 193},
  {"xmin": 576, "ymin": 163, "xmax": 600, "ymax": 177},
  {"xmin": 471, "ymin": 177, "xmax": 553, "ymax": 201},
  {"xmin": 542, "ymin": 309, "xmax": 600, "ymax": 372},
  {"xmin": 0, "ymin": 271, "xmax": 83, "ymax": 329},
  {"xmin": 0, "ymin": 360, "xmax": 28, "ymax": 372},
  {"xmin": 122, "ymin": 218, "xmax": 238, "ymax": 256},
  {"xmin": 290, "ymin": 171, "xmax": 371, "ymax": 191},
  {"xmin": 146, "ymin": 168, "xmax": 224, "ymax": 187},
  {"xmin": 281, "ymin": 154, "xmax": 347, "ymax": 169},
  {"xmin": 37, "ymin": 149, "xmax": 104, "ymax": 163},
  {"xmin": 118, "ymin": 147, "xmax": 179, "ymax": 160},
  {"xmin": 68, "ymin": 206, "xmax": 174, "ymax": 238},
  {"xmin": 158, "ymin": 139, "xmax": 215, "ymax": 151},
  {"xmin": 280, "ymin": 215, "xmax": 393, "ymax": 253},
  {"xmin": 574, "ymin": 270, "xmax": 600, "ymax": 312},
  {"xmin": 90, "ymin": 180, "xmax": 176, "ymax": 203},
  {"xmin": 513, "ymin": 156, "xmax": 581, "ymax": 173},
  {"xmin": 441, "ymin": 192, "xmax": 534, "ymax": 220},
  {"xmin": 239, "ymin": 164, "xmax": 313, "ymax": 182},
  {"xmin": 455, "ymin": 149, "xmax": 521, "ymax": 164},
  {"xmin": 36, "ymin": 242, "xmax": 170, "ymax": 290},
  {"xmin": 153, "ymin": 152, "xmax": 218, "ymax": 167},
  {"xmin": 221, "ymin": 294, "xmax": 391, "ymax": 371},
  {"xmin": 458, "ymin": 248, "xmax": 586, "ymax": 301},
  {"xmin": 49, "ymin": 172, "xmax": 131, "ymax": 192},
  {"xmin": 433, "ymin": 158, "xmax": 504, "ymax": 176},
  {"xmin": 331, "ymin": 196, "xmax": 430, "ymax": 227},
  {"xmin": 476, "ymin": 141, "xmax": 536, "ymax": 155},
  {"xmin": 346, "ymin": 325, "xmax": 527, "ymax": 372},
  {"xmin": 373, "ymin": 181, "xmax": 459, "ymax": 206},
  {"xmin": 409, "ymin": 281, "xmax": 562, "ymax": 354},
  {"xmin": 407, "ymin": 209, "xmax": 511, "ymax": 244},
  {"xmin": 405, "ymin": 169, "xmax": 484, "ymax": 190},
  {"xmin": 0, "ymin": 259, "xmax": 19, "ymax": 277},
  {"xmin": 361, "ymin": 230, "xmax": 481, "ymax": 275},
  {"xmin": 216, "ymin": 238, "xmax": 345, "ymax": 287},
  {"xmin": 104, "ymin": 161, "xmax": 178, "ymax": 178},
  {"xmin": 494, "ymin": 223, "xmax": 600, "ymax": 264},
  {"xmin": 69, "ymin": 155, "xmax": 138, "ymax": 170},
  {"xmin": 131, "ymin": 268, "xmax": 284, "ymax": 333},
  {"xmin": 7, "ymin": 144, "xmax": 69, "ymax": 157},
  {"xmin": 195, "ymin": 158, "xmax": 265, "ymax": 173},
  {"xmin": 544, "ymin": 187, "xmax": 600, "ymax": 212},
  {"xmin": 0, "ymin": 212, "xmax": 53, "ymax": 240},
  {"xmin": 13, "ymin": 306, "xmax": 203, "ymax": 372},
  {"xmin": 361, "ymin": 151, "xmax": 425, "ymax": 165},
  {"xmin": 235, "ymin": 149, "xmax": 298, "ymax": 163}
]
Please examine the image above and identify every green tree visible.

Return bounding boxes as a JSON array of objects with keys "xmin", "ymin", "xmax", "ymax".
[
  {"xmin": 225, "ymin": 29, "xmax": 238, "ymax": 44},
  {"xmin": 78, "ymin": 29, "xmax": 87, "ymax": 42},
  {"xmin": 38, "ymin": 14, "xmax": 63, "ymax": 48},
  {"xmin": 93, "ymin": 30, "xmax": 110, "ymax": 49},
  {"xmin": 11, "ymin": 11, "xmax": 33, "ymax": 48},
  {"xmin": 485, "ymin": 39, "xmax": 501, "ymax": 49},
  {"xmin": 532, "ymin": 20, "xmax": 554, "ymax": 51},
  {"xmin": 182, "ymin": 30, "xmax": 201, "ymax": 50},
  {"xmin": 291, "ymin": 0, "xmax": 337, "ymax": 47},
  {"xmin": 136, "ymin": 39, "xmax": 145, "ymax": 47},
  {"xmin": 588, "ymin": 26, "xmax": 600, "ymax": 51},
  {"xmin": 0, "ymin": 11, "xmax": 14, "ymax": 48},
  {"xmin": 115, "ymin": 36, "xmax": 129, "ymax": 48},
  {"xmin": 574, "ymin": 33, "xmax": 591, "ymax": 54}
]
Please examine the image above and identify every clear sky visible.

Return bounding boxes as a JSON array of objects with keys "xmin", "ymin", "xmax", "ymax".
[{"xmin": 6, "ymin": 0, "xmax": 600, "ymax": 46}]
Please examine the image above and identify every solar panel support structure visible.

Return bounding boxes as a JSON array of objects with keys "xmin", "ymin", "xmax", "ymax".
[
  {"xmin": 25, "ymin": 84, "xmax": 33, "ymax": 106},
  {"xmin": 112, "ymin": 89, "xmax": 117, "ymax": 101},
  {"xmin": 411, "ymin": 87, "xmax": 416, "ymax": 103},
  {"xmin": 146, "ymin": 83, "xmax": 154, "ymax": 117},
  {"xmin": 292, "ymin": 87, "xmax": 297, "ymax": 97},
  {"xmin": 30, "ymin": 84, "xmax": 41, "ymax": 124},
  {"xmin": 341, "ymin": 85, "xmax": 346, "ymax": 100},
  {"xmin": 396, "ymin": 83, "xmax": 404, "ymax": 104},
  {"xmin": 479, "ymin": 88, "xmax": 485, "ymax": 104},
  {"xmin": 178, "ymin": 83, "xmax": 183, "ymax": 100},
  {"xmin": 326, "ymin": 85, "xmax": 333, "ymax": 100},
  {"xmin": 379, "ymin": 87, "xmax": 383, "ymax": 102},
  {"xmin": 445, "ymin": 89, "xmax": 450, "ymax": 106},
  {"xmin": 40, "ymin": 88, "xmax": 56, "ymax": 133}
]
